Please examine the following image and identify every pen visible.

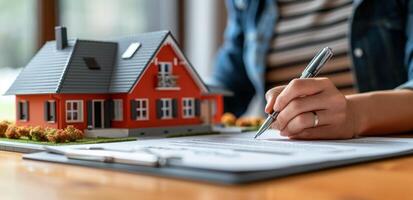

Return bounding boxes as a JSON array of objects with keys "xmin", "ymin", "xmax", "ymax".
[{"xmin": 254, "ymin": 47, "xmax": 334, "ymax": 139}]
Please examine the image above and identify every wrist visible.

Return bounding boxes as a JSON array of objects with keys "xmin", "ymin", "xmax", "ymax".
[{"xmin": 346, "ymin": 94, "xmax": 368, "ymax": 138}]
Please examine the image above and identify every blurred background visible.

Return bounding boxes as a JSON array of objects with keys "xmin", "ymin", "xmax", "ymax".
[{"xmin": 0, "ymin": 0, "xmax": 227, "ymax": 120}]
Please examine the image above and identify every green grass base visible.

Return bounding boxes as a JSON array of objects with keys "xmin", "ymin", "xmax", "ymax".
[{"xmin": 0, "ymin": 137, "xmax": 138, "ymax": 146}]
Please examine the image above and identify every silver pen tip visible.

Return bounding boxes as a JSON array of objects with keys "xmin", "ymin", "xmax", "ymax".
[{"xmin": 254, "ymin": 112, "xmax": 278, "ymax": 139}]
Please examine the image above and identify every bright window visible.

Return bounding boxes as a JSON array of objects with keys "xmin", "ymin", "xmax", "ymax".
[
  {"xmin": 113, "ymin": 99, "xmax": 123, "ymax": 121},
  {"xmin": 136, "ymin": 99, "xmax": 148, "ymax": 120},
  {"xmin": 122, "ymin": 42, "xmax": 141, "ymax": 59},
  {"xmin": 160, "ymin": 98, "xmax": 172, "ymax": 119},
  {"xmin": 158, "ymin": 63, "xmax": 172, "ymax": 76},
  {"xmin": 66, "ymin": 100, "xmax": 83, "ymax": 122},
  {"xmin": 182, "ymin": 98, "xmax": 195, "ymax": 118}
]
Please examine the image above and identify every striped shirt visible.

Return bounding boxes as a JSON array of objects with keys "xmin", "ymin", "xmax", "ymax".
[{"xmin": 265, "ymin": 0, "xmax": 356, "ymax": 95}]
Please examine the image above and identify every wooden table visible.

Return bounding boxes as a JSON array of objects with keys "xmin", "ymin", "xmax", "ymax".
[{"xmin": 1, "ymin": 151, "xmax": 413, "ymax": 200}]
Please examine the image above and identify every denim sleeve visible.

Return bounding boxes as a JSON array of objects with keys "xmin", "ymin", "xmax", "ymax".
[
  {"xmin": 211, "ymin": 0, "xmax": 255, "ymax": 116},
  {"xmin": 398, "ymin": 0, "xmax": 413, "ymax": 90}
]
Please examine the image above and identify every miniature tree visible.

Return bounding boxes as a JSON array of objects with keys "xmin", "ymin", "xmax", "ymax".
[
  {"xmin": 30, "ymin": 126, "xmax": 47, "ymax": 141},
  {"xmin": 46, "ymin": 128, "xmax": 68, "ymax": 143},
  {"xmin": 65, "ymin": 125, "xmax": 84, "ymax": 142},
  {"xmin": 0, "ymin": 121, "xmax": 9, "ymax": 137},
  {"xmin": 5, "ymin": 125, "xmax": 20, "ymax": 139},
  {"xmin": 17, "ymin": 126, "xmax": 31, "ymax": 139},
  {"xmin": 221, "ymin": 113, "xmax": 237, "ymax": 126}
]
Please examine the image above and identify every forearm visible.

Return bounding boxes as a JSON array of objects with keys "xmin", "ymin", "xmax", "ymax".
[{"xmin": 348, "ymin": 89, "xmax": 413, "ymax": 136}]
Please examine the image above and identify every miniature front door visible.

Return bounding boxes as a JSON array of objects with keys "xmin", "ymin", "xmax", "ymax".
[{"xmin": 92, "ymin": 100, "xmax": 105, "ymax": 129}]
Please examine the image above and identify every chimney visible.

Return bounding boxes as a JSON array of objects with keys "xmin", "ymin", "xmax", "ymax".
[{"xmin": 55, "ymin": 26, "xmax": 68, "ymax": 50}]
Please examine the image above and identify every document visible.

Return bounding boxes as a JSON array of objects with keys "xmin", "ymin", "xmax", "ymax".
[{"xmin": 51, "ymin": 130, "xmax": 413, "ymax": 172}]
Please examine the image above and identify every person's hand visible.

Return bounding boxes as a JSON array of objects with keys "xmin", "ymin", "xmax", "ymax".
[{"xmin": 265, "ymin": 78, "xmax": 357, "ymax": 139}]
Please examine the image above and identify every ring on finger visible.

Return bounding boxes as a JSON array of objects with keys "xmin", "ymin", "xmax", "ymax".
[{"xmin": 312, "ymin": 111, "xmax": 319, "ymax": 128}]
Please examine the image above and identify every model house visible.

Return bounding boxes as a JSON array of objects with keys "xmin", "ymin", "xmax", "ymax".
[{"xmin": 5, "ymin": 27, "xmax": 230, "ymax": 137}]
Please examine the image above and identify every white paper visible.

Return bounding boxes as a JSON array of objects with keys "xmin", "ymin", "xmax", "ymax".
[{"xmin": 54, "ymin": 130, "xmax": 413, "ymax": 172}]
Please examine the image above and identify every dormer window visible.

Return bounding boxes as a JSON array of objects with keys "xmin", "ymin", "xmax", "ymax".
[
  {"xmin": 158, "ymin": 62, "xmax": 172, "ymax": 75},
  {"xmin": 122, "ymin": 42, "xmax": 141, "ymax": 59},
  {"xmin": 157, "ymin": 62, "xmax": 178, "ymax": 89},
  {"xmin": 83, "ymin": 57, "xmax": 100, "ymax": 70}
]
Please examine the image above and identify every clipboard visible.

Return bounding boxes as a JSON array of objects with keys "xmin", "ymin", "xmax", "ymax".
[{"xmin": 23, "ymin": 149, "xmax": 413, "ymax": 184}]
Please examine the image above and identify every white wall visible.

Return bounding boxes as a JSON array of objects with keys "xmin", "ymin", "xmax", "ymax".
[
  {"xmin": 158, "ymin": 0, "xmax": 180, "ymax": 38},
  {"xmin": 184, "ymin": 0, "xmax": 226, "ymax": 83}
]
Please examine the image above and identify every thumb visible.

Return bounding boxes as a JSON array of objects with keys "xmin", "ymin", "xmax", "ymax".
[{"xmin": 264, "ymin": 86, "xmax": 286, "ymax": 113}]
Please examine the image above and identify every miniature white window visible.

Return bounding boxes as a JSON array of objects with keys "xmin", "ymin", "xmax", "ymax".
[
  {"xmin": 136, "ymin": 99, "xmax": 149, "ymax": 120},
  {"xmin": 113, "ymin": 99, "xmax": 123, "ymax": 121},
  {"xmin": 182, "ymin": 98, "xmax": 195, "ymax": 118},
  {"xmin": 66, "ymin": 100, "xmax": 83, "ymax": 123},
  {"xmin": 160, "ymin": 98, "xmax": 173, "ymax": 119},
  {"xmin": 158, "ymin": 62, "xmax": 172, "ymax": 76},
  {"xmin": 122, "ymin": 42, "xmax": 141, "ymax": 59}
]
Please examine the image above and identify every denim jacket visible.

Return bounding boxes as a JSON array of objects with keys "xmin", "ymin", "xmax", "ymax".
[{"xmin": 212, "ymin": 0, "xmax": 413, "ymax": 116}]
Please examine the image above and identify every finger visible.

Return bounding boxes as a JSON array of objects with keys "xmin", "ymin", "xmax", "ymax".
[
  {"xmin": 280, "ymin": 110, "xmax": 330, "ymax": 136},
  {"xmin": 274, "ymin": 93, "xmax": 330, "ymax": 130},
  {"xmin": 273, "ymin": 78, "xmax": 329, "ymax": 112},
  {"xmin": 289, "ymin": 125, "xmax": 348, "ymax": 140},
  {"xmin": 265, "ymin": 86, "xmax": 286, "ymax": 113}
]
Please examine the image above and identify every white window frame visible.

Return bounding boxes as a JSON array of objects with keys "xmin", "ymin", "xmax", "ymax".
[
  {"xmin": 182, "ymin": 98, "xmax": 195, "ymax": 118},
  {"xmin": 66, "ymin": 100, "xmax": 83, "ymax": 123},
  {"xmin": 158, "ymin": 62, "xmax": 173, "ymax": 76},
  {"xmin": 160, "ymin": 98, "xmax": 173, "ymax": 119},
  {"xmin": 136, "ymin": 98, "xmax": 149, "ymax": 121},
  {"xmin": 113, "ymin": 99, "xmax": 123, "ymax": 121}
]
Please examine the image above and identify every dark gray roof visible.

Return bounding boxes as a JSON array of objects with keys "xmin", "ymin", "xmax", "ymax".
[
  {"xmin": 206, "ymin": 85, "xmax": 233, "ymax": 96},
  {"xmin": 5, "ymin": 40, "xmax": 75, "ymax": 95},
  {"xmin": 5, "ymin": 39, "xmax": 117, "ymax": 95},
  {"xmin": 58, "ymin": 40, "xmax": 117, "ymax": 93},
  {"xmin": 109, "ymin": 31, "xmax": 169, "ymax": 93},
  {"xmin": 6, "ymin": 30, "xmax": 228, "ymax": 96}
]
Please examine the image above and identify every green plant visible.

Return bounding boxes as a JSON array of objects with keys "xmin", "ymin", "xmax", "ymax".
[
  {"xmin": 5, "ymin": 125, "xmax": 20, "ymax": 139},
  {"xmin": 65, "ymin": 125, "xmax": 84, "ymax": 142},
  {"xmin": 17, "ymin": 126, "xmax": 31, "ymax": 139},
  {"xmin": 30, "ymin": 126, "xmax": 47, "ymax": 141},
  {"xmin": 0, "ymin": 121, "xmax": 9, "ymax": 137},
  {"xmin": 45, "ymin": 127, "xmax": 57, "ymax": 142},
  {"xmin": 46, "ymin": 128, "xmax": 68, "ymax": 143}
]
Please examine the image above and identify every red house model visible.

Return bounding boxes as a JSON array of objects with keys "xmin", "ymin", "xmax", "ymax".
[{"xmin": 5, "ymin": 27, "xmax": 230, "ymax": 137}]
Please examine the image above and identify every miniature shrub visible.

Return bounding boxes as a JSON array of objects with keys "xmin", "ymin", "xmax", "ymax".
[
  {"xmin": 30, "ymin": 126, "xmax": 47, "ymax": 141},
  {"xmin": 56, "ymin": 129, "xmax": 69, "ymax": 143},
  {"xmin": 46, "ymin": 128, "xmax": 68, "ymax": 143},
  {"xmin": 221, "ymin": 113, "xmax": 236, "ymax": 126},
  {"xmin": 17, "ymin": 126, "xmax": 31, "ymax": 139},
  {"xmin": 5, "ymin": 125, "xmax": 20, "ymax": 139},
  {"xmin": 235, "ymin": 117, "xmax": 264, "ymax": 127},
  {"xmin": 235, "ymin": 117, "xmax": 253, "ymax": 127},
  {"xmin": 0, "ymin": 121, "xmax": 9, "ymax": 137},
  {"xmin": 65, "ymin": 125, "xmax": 84, "ymax": 142},
  {"xmin": 45, "ymin": 128, "xmax": 57, "ymax": 143}
]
